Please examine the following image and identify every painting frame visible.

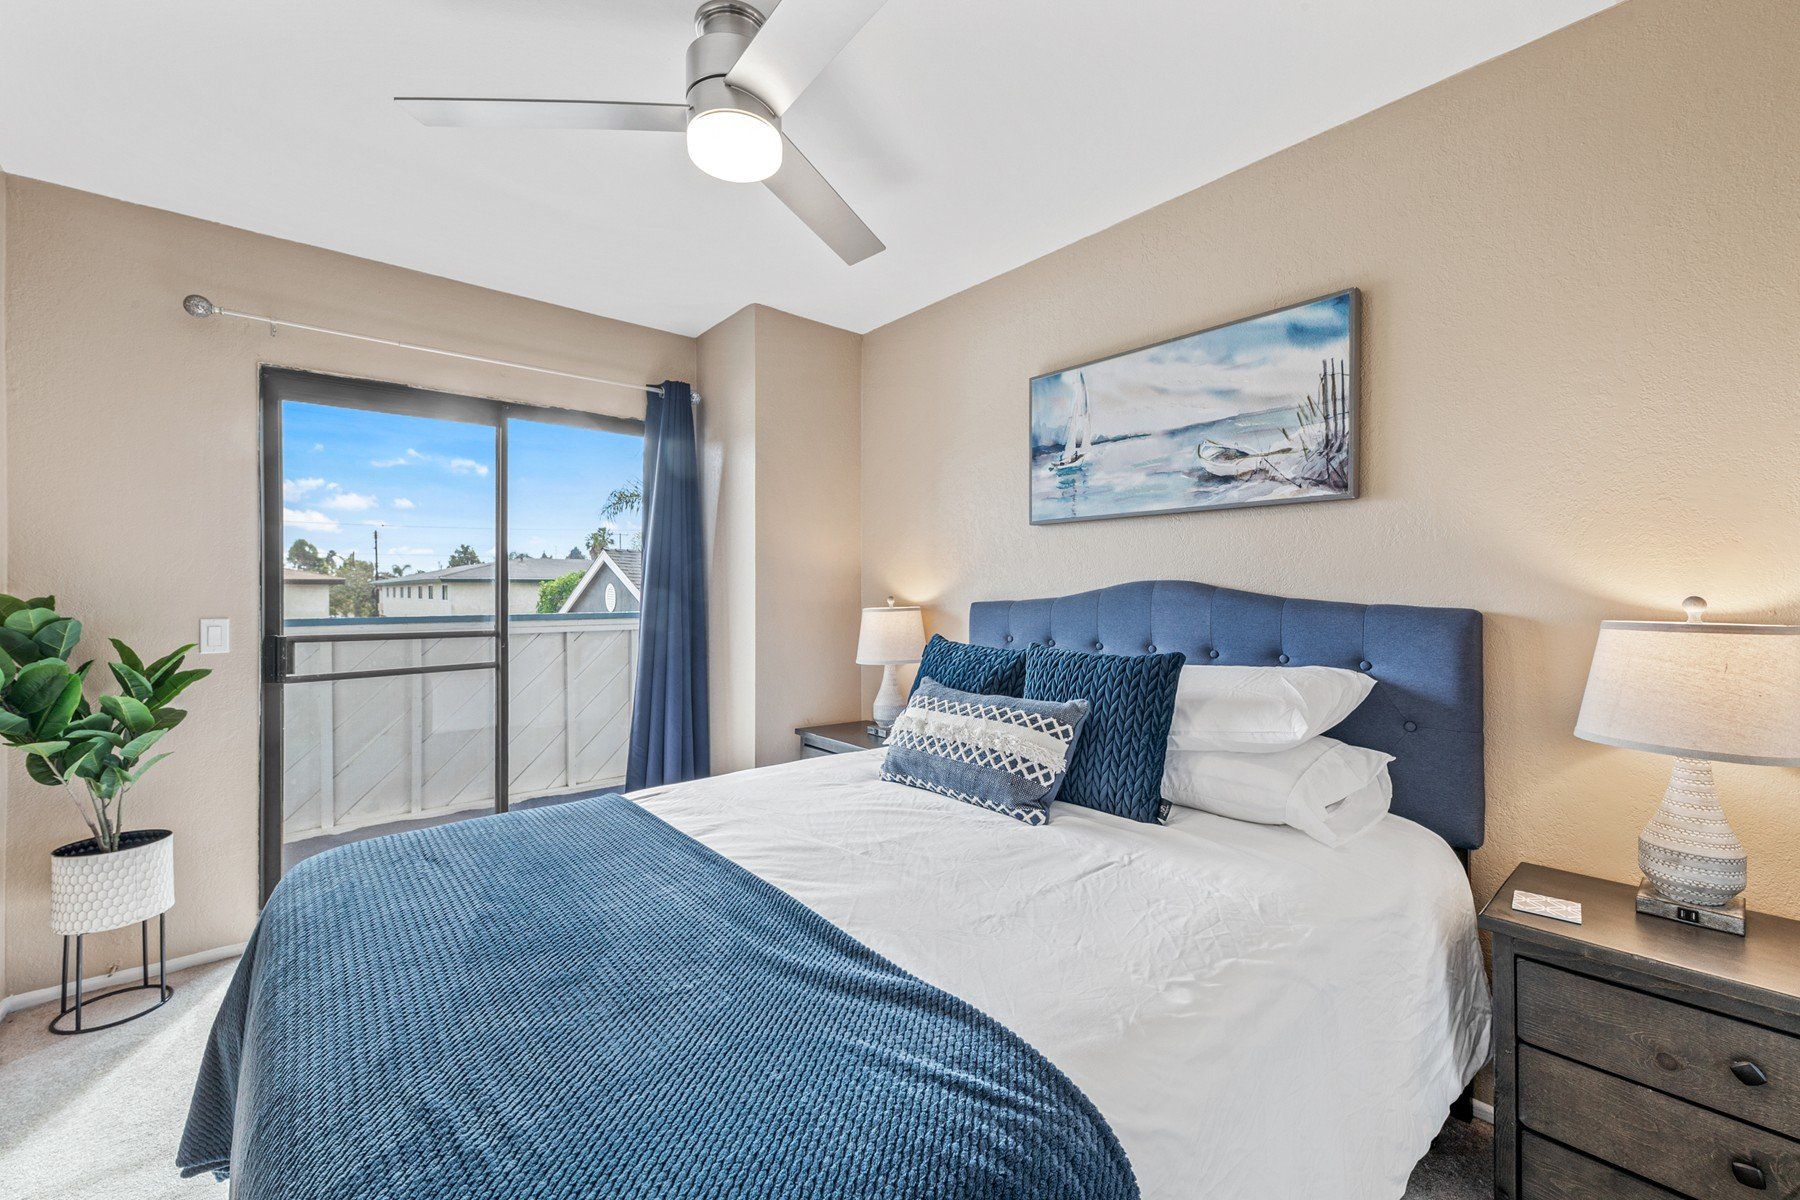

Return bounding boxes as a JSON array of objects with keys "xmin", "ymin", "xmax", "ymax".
[{"xmin": 1027, "ymin": 287, "xmax": 1360, "ymax": 526}]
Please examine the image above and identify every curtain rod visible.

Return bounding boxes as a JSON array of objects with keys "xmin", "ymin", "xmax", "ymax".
[{"xmin": 181, "ymin": 294, "xmax": 696, "ymax": 401}]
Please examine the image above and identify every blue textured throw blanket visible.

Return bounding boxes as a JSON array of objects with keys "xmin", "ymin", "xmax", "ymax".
[{"xmin": 179, "ymin": 794, "xmax": 1137, "ymax": 1199}]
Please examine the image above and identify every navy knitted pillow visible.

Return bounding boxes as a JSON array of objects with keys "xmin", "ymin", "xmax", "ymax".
[
  {"xmin": 1023, "ymin": 643, "xmax": 1187, "ymax": 824},
  {"xmin": 910, "ymin": 634, "xmax": 1027, "ymax": 699}
]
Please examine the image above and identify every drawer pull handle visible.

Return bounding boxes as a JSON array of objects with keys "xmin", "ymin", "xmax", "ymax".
[
  {"xmin": 1730, "ymin": 1158, "xmax": 1768, "ymax": 1190},
  {"xmin": 1732, "ymin": 1059, "xmax": 1769, "ymax": 1086}
]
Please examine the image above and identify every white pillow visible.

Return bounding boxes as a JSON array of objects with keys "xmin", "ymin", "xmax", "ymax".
[
  {"xmin": 1165, "ymin": 664, "xmax": 1376, "ymax": 753},
  {"xmin": 1160, "ymin": 737, "xmax": 1394, "ymax": 847}
]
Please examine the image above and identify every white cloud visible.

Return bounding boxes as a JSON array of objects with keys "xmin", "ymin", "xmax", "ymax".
[
  {"xmin": 283, "ymin": 477, "xmax": 327, "ymax": 500},
  {"xmin": 311, "ymin": 443, "xmax": 325, "ymax": 452},
  {"xmin": 371, "ymin": 448, "xmax": 489, "ymax": 476},
  {"xmin": 320, "ymin": 491, "xmax": 378, "ymax": 512},
  {"xmin": 391, "ymin": 498, "xmax": 416, "ymax": 510},
  {"xmin": 284, "ymin": 507, "xmax": 340, "ymax": 533}
]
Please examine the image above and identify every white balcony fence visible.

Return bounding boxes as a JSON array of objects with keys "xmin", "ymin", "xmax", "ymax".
[{"xmin": 282, "ymin": 614, "xmax": 638, "ymax": 841}]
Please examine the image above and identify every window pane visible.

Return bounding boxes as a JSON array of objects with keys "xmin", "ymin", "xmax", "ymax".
[{"xmin": 503, "ymin": 416, "xmax": 644, "ymax": 808}]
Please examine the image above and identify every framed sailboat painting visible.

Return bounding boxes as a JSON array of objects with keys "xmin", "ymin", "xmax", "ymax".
[{"xmin": 1029, "ymin": 289, "xmax": 1359, "ymax": 524}]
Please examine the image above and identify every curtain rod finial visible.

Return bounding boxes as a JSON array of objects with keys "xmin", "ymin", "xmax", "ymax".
[{"xmin": 183, "ymin": 294, "xmax": 216, "ymax": 318}]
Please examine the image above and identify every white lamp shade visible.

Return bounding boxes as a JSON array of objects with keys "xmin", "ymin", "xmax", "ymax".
[
  {"xmin": 856, "ymin": 604, "xmax": 926, "ymax": 665},
  {"xmin": 1575, "ymin": 619, "xmax": 1800, "ymax": 766}
]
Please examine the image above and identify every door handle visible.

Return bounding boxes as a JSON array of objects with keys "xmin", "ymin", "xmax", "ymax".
[
  {"xmin": 1731, "ymin": 1157, "xmax": 1768, "ymax": 1190},
  {"xmin": 262, "ymin": 635, "xmax": 291, "ymax": 683},
  {"xmin": 1731, "ymin": 1059, "xmax": 1769, "ymax": 1087}
]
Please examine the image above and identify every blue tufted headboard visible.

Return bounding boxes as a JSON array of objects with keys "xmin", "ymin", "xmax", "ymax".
[{"xmin": 968, "ymin": 580, "xmax": 1485, "ymax": 851}]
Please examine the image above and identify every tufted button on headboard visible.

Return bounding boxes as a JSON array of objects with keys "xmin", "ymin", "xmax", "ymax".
[{"xmin": 969, "ymin": 580, "xmax": 1485, "ymax": 851}]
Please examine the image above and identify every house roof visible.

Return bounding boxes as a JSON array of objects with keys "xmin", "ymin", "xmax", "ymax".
[
  {"xmin": 380, "ymin": 557, "xmax": 590, "ymax": 586},
  {"xmin": 559, "ymin": 549, "xmax": 643, "ymax": 613},
  {"xmin": 605, "ymin": 549, "xmax": 642, "ymax": 590},
  {"xmin": 284, "ymin": 568, "xmax": 344, "ymax": 585}
]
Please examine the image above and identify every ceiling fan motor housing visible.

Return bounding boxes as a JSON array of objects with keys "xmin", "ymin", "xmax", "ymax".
[{"xmin": 686, "ymin": 1, "xmax": 777, "ymax": 128}]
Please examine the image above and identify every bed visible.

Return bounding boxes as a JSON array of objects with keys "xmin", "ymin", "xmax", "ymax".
[{"xmin": 181, "ymin": 580, "xmax": 1490, "ymax": 1199}]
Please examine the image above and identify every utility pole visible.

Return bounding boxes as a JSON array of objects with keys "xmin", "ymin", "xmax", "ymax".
[{"xmin": 373, "ymin": 528, "xmax": 381, "ymax": 618}]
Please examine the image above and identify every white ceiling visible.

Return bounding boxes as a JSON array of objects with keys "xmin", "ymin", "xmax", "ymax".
[{"xmin": 0, "ymin": 0, "xmax": 1619, "ymax": 336}]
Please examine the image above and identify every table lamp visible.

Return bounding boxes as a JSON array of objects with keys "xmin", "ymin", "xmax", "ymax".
[
  {"xmin": 1574, "ymin": 596, "xmax": 1800, "ymax": 935},
  {"xmin": 857, "ymin": 597, "xmax": 925, "ymax": 733}
]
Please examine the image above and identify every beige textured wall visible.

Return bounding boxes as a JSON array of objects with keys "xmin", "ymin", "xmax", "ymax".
[
  {"xmin": 0, "ymin": 166, "xmax": 10, "ymax": 1002},
  {"xmin": 751, "ymin": 308, "xmax": 862, "ymax": 765},
  {"xmin": 3, "ymin": 178, "xmax": 694, "ymax": 995},
  {"xmin": 860, "ymin": 0, "xmax": 1800, "ymax": 919},
  {"xmin": 699, "ymin": 305, "xmax": 862, "ymax": 773},
  {"xmin": 698, "ymin": 307, "xmax": 760, "ymax": 775}
]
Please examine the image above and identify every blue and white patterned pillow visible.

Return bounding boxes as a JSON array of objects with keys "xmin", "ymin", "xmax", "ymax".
[{"xmin": 880, "ymin": 678, "xmax": 1090, "ymax": 825}]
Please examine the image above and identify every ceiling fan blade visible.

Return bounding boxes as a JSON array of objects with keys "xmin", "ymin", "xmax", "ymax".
[
  {"xmin": 724, "ymin": 0, "xmax": 888, "ymax": 117},
  {"xmin": 763, "ymin": 134, "xmax": 884, "ymax": 264},
  {"xmin": 396, "ymin": 98, "xmax": 687, "ymax": 133}
]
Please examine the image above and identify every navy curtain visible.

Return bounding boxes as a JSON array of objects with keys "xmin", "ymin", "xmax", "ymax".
[{"xmin": 627, "ymin": 381, "xmax": 711, "ymax": 789}]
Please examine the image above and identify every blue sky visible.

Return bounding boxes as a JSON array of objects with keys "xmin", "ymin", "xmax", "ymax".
[
  {"xmin": 282, "ymin": 403, "xmax": 643, "ymax": 574},
  {"xmin": 1031, "ymin": 291, "xmax": 1352, "ymax": 446}
]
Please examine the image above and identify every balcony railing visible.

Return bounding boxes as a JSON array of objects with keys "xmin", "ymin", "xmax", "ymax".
[{"xmin": 281, "ymin": 613, "xmax": 638, "ymax": 842}]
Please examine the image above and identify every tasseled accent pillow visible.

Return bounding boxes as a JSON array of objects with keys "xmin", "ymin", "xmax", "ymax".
[{"xmin": 880, "ymin": 678, "xmax": 1089, "ymax": 825}]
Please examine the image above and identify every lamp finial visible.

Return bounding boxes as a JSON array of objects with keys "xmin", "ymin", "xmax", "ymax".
[{"xmin": 1682, "ymin": 596, "xmax": 1708, "ymax": 623}]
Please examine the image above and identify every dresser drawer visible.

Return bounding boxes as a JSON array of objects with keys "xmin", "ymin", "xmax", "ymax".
[
  {"xmin": 1521, "ymin": 1132, "xmax": 1680, "ymax": 1199},
  {"xmin": 1519, "ymin": 1045, "xmax": 1800, "ymax": 1200},
  {"xmin": 1517, "ymin": 958, "xmax": 1800, "ymax": 1138}
]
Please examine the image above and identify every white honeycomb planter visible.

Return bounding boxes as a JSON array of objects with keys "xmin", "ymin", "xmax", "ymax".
[{"xmin": 50, "ymin": 829, "xmax": 174, "ymax": 936}]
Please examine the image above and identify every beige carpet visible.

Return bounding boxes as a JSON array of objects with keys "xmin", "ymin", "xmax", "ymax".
[{"xmin": 0, "ymin": 955, "xmax": 1489, "ymax": 1198}]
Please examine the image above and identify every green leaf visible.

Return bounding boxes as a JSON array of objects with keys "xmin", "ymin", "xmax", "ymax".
[
  {"xmin": 0, "ymin": 643, "xmax": 18, "ymax": 688},
  {"xmin": 109, "ymin": 662, "xmax": 154, "ymax": 702},
  {"xmin": 66, "ymin": 711, "xmax": 113, "ymax": 733},
  {"xmin": 65, "ymin": 728, "xmax": 125, "ymax": 746},
  {"xmin": 25, "ymin": 753, "xmax": 60, "ymax": 786},
  {"xmin": 120, "ymin": 728, "xmax": 166, "ymax": 761},
  {"xmin": 7, "ymin": 659, "xmax": 73, "ymax": 713},
  {"xmin": 151, "ymin": 668, "xmax": 210, "ymax": 708},
  {"xmin": 33, "ymin": 618, "xmax": 80, "ymax": 660},
  {"xmin": 129, "ymin": 752, "xmax": 172, "ymax": 782},
  {"xmin": 34, "ymin": 676, "xmax": 84, "ymax": 740},
  {"xmin": 0, "ymin": 710, "xmax": 32, "ymax": 737},
  {"xmin": 0, "ymin": 628, "xmax": 45, "ymax": 665},
  {"xmin": 15, "ymin": 740, "xmax": 70, "ymax": 757},
  {"xmin": 66, "ymin": 740, "xmax": 108, "ymax": 779},
  {"xmin": 23, "ymin": 596, "xmax": 56, "ymax": 612},
  {"xmin": 4, "ymin": 607, "xmax": 58, "ymax": 636},
  {"xmin": 100, "ymin": 693, "xmax": 154, "ymax": 736},
  {"xmin": 108, "ymin": 638, "xmax": 145, "ymax": 675},
  {"xmin": 145, "ymin": 645, "xmax": 197, "ymax": 683},
  {"xmin": 152, "ymin": 707, "xmax": 187, "ymax": 731},
  {"xmin": 0, "ymin": 594, "xmax": 24, "ymax": 621},
  {"xmin": 100, "ymin": 765, "xmax": 125, "ymax": 798}
]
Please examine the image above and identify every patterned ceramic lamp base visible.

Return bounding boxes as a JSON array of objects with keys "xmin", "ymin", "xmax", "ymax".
[{"xmin": 1637, "ymin": 757, "xmax": 1747, "ymax": 932}]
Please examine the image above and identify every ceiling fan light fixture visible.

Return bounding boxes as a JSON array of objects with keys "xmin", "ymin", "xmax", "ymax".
[{"xmin": 686, "ymin": 106, "xmax": 783, "ymax": 183}]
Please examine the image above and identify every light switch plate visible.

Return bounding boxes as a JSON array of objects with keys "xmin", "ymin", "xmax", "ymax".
[{"xmin": 199, "ymin": 618, "xmax": 230, "ymax": 655}]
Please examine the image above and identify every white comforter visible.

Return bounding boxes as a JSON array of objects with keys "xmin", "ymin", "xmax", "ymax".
[{"xmin": 632, "ymin": 751, "xmax": 1490, "ymax": 1200}]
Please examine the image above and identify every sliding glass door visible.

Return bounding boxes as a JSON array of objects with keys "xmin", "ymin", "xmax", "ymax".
[{"xmin": 259, "ymin": 369, "xmax": 643, "ymax": 897}]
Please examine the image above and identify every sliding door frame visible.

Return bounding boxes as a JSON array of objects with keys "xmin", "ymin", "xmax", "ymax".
[{"xmin": 257, "ymin": 366, "xmax": 643, "ymax": 901}]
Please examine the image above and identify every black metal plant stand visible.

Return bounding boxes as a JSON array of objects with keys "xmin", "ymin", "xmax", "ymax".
[{"xmin": 49, "ymin": 914, "xmax": 173, "ymax": 1035}]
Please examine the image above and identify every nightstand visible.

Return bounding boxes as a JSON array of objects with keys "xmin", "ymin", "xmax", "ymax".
[
  {"xmin": 796, "ymin": 722, "xmax": 887, "ymax": 758},
  {"xmin": 1480, "ymin": 864, "xmax": 1800, "ymax": 1199}
]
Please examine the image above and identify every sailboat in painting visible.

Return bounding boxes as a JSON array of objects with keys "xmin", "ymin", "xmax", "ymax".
[{"xmin": 1045, "ymin": 372, "xmax": 1093, "ymax": 473}]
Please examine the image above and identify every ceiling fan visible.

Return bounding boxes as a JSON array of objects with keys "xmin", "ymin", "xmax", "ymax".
[{"xmin": 398, "ymin": 0, "xmax": 888, "ymax": 265}]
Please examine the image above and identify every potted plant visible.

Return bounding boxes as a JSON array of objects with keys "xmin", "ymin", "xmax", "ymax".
[{"xmin": 0, "ymin": 593, "xmax": 209, "ymax": 938}]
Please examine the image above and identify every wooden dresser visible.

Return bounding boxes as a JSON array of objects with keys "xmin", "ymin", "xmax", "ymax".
[{"xmin": 1481, "ymin": 864, "xmax": 1800, "ymax": 1199}]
